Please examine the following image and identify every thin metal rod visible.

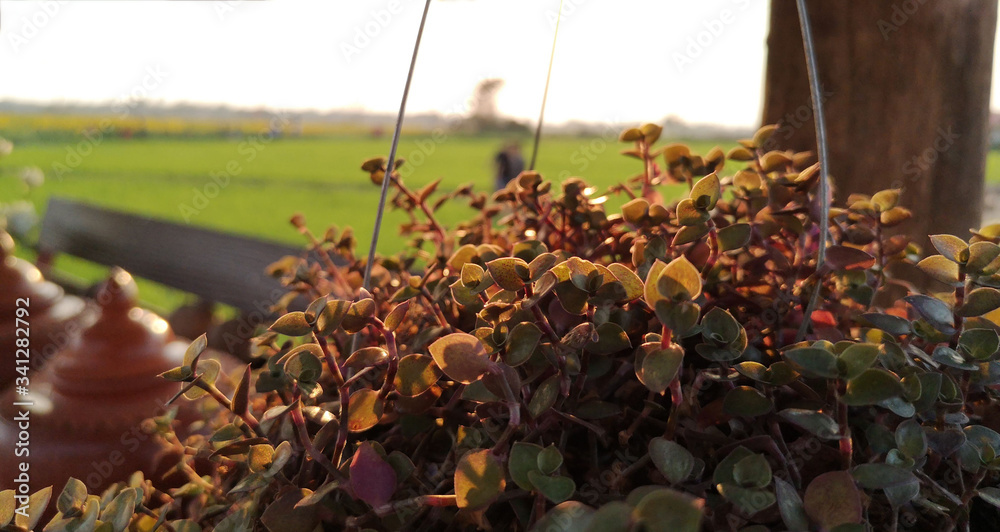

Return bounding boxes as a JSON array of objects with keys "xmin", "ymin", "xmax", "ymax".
[
  {"xmin": 351, "ymin": 0, "xmax": 431, "ymax": 355},
  {"xmin": 361, "ymin": 0, "xmax": 432, "ymax": 292},
  {"xmin": 795, "ymin": 0, "xmax": 832, "ymax": 342},
  {"xmin": 528, "ymin": 0, "xmax": 564, "ymax": 171}
]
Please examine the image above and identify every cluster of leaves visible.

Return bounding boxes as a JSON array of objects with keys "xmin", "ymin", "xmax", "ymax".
[{"xmin": 16, "ymin": 123, "xmax": 1000, "ymax": 531}]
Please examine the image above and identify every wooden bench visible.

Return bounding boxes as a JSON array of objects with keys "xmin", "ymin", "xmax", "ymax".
[{"xmin": 35, "ymin": 197, "xmax": 311, "ymax": 318}]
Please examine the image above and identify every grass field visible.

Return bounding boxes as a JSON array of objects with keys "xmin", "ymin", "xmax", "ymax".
[
  {"xmin": 4, "ymin": 131, "xmax": 1000, "ymax": 310},
  {"xmin": 0, "ymin": 133, "xmax": 723, "ymax": 309}
]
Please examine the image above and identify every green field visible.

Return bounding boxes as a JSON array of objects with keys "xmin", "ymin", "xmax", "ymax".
[
  {"xmin": 0, "ymin": 134, "xmax": 723, "ymax": 309},
  {"xmin": 5, "ymin": 133, "xmax": 1000, "ymax": 310}
]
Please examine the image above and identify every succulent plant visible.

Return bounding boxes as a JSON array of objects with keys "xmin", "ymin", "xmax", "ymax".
[{"xmin": 9, "ymin": 123, "xmax": 1000, "ymax": 531}]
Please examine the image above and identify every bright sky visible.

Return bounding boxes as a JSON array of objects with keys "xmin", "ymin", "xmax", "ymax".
[{"xmin": 0, "ymin": 1, "xmax": 996, "ymax": 128}]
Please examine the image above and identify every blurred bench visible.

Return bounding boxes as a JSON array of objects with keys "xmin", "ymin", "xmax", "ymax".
[{"xmin": 35, "ymin": 197, "xmax": 308, "ymax": 317}]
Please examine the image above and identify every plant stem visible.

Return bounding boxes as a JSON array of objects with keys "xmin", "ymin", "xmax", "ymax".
[{"xmin": 291, "ymin": 399, "xmax": 340, "ymax": 478}]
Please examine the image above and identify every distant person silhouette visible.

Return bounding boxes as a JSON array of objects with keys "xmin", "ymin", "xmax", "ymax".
[{"xmin": 494, "ymin": 141, "xmax": 524, "ymax": 190}]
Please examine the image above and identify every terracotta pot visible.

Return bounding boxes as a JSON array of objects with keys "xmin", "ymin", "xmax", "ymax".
[
  {"xmin": 0, "ymin": 232, "xmax": 86, "ymax": 390},
  {"xmin": 0, "ymin": 269, "xmax": 191, "ymax": 495}
]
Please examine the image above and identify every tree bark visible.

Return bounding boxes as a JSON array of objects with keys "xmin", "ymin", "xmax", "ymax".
[{"xmin": 762, "ymin": 0, "xmax": 997, "ymax": 245}]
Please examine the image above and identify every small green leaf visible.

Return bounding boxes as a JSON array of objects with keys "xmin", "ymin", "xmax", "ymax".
[
  {"xmin": 528, "ymin": 375, "xmax": 560, "ymax": 418},
  {"xmin": 690, "ymin": 172, "xmax": 721, "ymax": 210},
  {"xmin": 871, "ymin": 189, "xmax": 900, "ymax": 211},
  {"xmin": 977, "ymin": 487, "xmax": 1000, "ymax": 509},
  {"xmin": 631, "ymin": 488, "xmax": 704, "ymax": 532},
  {"xmin": 932, "ymin": 345, "xmax": 979, "ymax": 370},
  {"xmin": 851, "ymin": 463, "xmax": 916, "ymax": 489},
  {"xmin": 637, "ymin": 344, "xmax": 684, "ymax": 394},
  {"xmin": 537, "ymin": 445, "xmax": 563, "ymax": 475},
  {"xmin": 929, "ymin": 234, "xmax": 969, "ymax": 263},
  {"xmin": 428, "ymin": 333, "xmax": 492, "ymax": 384},
  {"xmin": 655, "ymin": 300, "xmax": 701, "ymax": 336},
  {"xmin": 284, "ymin": 349, "xmax": 323, "ymax": 383},
  {"xmin": 100, "ymin": 488, "xmax": 138, "ymax": 532},
  {"xmin": 341, "ymin": 298, "xmax": 376, "ymax": 333},
  {"xmin": 656, "ymin": 256, "xmax": 702, "ymax": 301},
  {"xmin": 384, "ymin": 301, "xmax": 410, "ymax": 332},
  {"xmin": 506, "ymin": 322, "xmax": 543, "ymax": 366},
  {"xmin": 532, "ymin": 502, "xmax": 595, "ymax": 532},
  {"xmin": 841, "ymin": 369, "xmax": 904, "ymax": 406},
  {"xmin": 783, "ymin": 347, "xmax": 839, "ymax": 379},
  {"xmin": 671, "ymin": 223, "xmax": 711, "ymax": 246},
  {"xmin": 622, "ymin": 198, "xmax": 650, "ymax": 225},
  {"xmin": 455, "ymin": 449, "xmax": 505, "ymax": 509},
  {"xmin": 15, "ymin": 486, "xmax": 51, "ymax": 531},
  {"xmin": 701, "ymin": 307, "xmax": 742, "ymax": 346},
  {"xmin": 344, "ymin": 346, "xmax": 388, "ymax": 370},
  {"xmin": 528, "ymin": 472, "xmax": 576, "ymax": 504},
  {"xmin": 269, "ymin": 312, "xmax": 313, "ymax": 336},
  {"xmin": 837, "ymin": 343, "xmax": 880, "ymax": 380},
  {"xmin": 967, "ymin": 241, "xmax": 1000, "ymax": 274},
  {"xmin": 959, "ymin": 328, "xmax": 1000, "ymax": 360},
  {"xmin": 917, "ymin": 255, "xmax": 961, "ymax": 285},
  {"xmin": 860, "ymin": 313, "xmax": 912, "ymax": 336},
  {"xmin": 824, "ymin": 246, "xmax": 876, "ymax": 270},
  {"xmin": 347, "ymin": 389, "xmax": 383, "ymax": 432},
  {"xmin": 607, "ymin": 263, "xmax": 643, "ymax": 302},
  {"xmin": 56, "ymin": 477, "xmax": 87, "ymax": 517},
  {"xmin": 717, "ymin": 223, "xmax": 752, "ymax": 252},
  {"xmin": 316, "ymin": 299, "xmax": 351, "ymax": 334},
  {"xmin": 510, "ymin": 442, "xmax": 544, "ymax": 490},
  {"xmin": 803, "ymin": 472, "xmax": 862, "ymax": 530},
  {"xmin": 905, "ymin": 294, "xmax": 955, "ymax": 332},
  {"xmin": 487, "ymin": 257, "xmax": 530, "ymax": 291},
  {"xmin": 585, "ymin": 322, "xmax": 632, "ymax": 355},
  {"xmin": 0, "ymin": 490, "xmax": 15, "ymax": 528},
  {"xmin": 183, "ymin": 333, "xmax": 209, "ymax": 367},
  {"xmin": 649, "ymin": 437, "xmax": 695, "ymax": 485},
  {"xmin": 675, "ymin": 198, "xmax": 709, "ymax": 226},
  {"xmin": 959, "ymin": 288, "xmax": 1000, "ymax": 317},
  {"xmin": 732, "ymin": 453, "xmax": 772, "ymax": 488},
  {"xmin": 584, "ymin": 502, "xmax": 633, "ymax": 532},
  {"xmin": 724, "ymin": 386, "xmax": 772, "ymax": 417},
  {"xmin": 184, "ymin": 359, "xmax": 221, "ymax": 400},
  {"xmin": 774, "ymin": 477, "xmax": 809, "ymax": 532},
  {"xmin": 393, "ymin": 355, "xmax": 440, "ymax": 397},
  {"xmin": 778, "ymin": 409, "xmax": 841, "ymax": 440},
  {"xmin": 895, "ymin": 419, "xmax": 928, "ymax": 460},
  {"xmin": 159, "ymin": 365, "xmax": 193, "ymax": 382}
]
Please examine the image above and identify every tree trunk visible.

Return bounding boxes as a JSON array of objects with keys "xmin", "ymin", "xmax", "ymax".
[{"xmin": 762, "ymin": 0, "xmax": 997, "ymax": 245}]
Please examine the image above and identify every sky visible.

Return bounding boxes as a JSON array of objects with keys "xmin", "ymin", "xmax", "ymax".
[{"xmin": 0, "ymin": 0, "xmax": 994, "ymax": 129}]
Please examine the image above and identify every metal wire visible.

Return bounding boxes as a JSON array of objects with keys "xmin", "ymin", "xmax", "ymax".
[
  {"xmin": 528, "ymin": 0, "xmax": 564, "ymax": 171},
  {"xmin": 352, "ymin": 0, "xmax": 432, "ymax": 354},
  {"xmin": 360, "ymin": 0, "xmax": 433, "ymax": 292},
  {"xmin": 794, "ymin": 0, "xmax": 832, "ymax": 341}
]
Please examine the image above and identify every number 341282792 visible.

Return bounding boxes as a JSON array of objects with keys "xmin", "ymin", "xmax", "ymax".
[{"xmin": 15, "ymin": 297, "xmax": 29, "ymax": 381}]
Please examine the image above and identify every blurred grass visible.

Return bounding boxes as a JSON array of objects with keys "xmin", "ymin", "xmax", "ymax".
[
  {"xmin": 5, "ymin": 130, "xmax": 999, "ymax": 310},
  {"xmin": 0, "ymin": 134, "xmax": 735, "ymax": 308}
]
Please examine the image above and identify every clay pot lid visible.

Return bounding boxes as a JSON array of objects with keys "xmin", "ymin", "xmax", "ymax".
[
  {"xmin": 46, "ymin": 268, "xmax": 185, "ymax": 396},
  {"xmin": 0, "ymin": 232, "xmax": 62, "ymax": 320}
]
